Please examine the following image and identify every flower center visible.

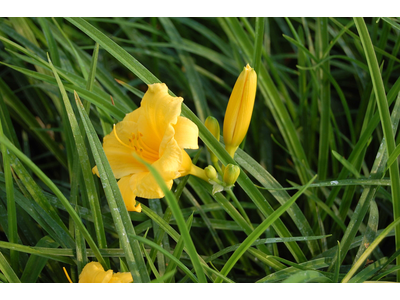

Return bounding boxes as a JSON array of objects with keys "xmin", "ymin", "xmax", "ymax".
[{"xmin": 113, "ymin": 125, "xmax": 159, "ymax": 162}]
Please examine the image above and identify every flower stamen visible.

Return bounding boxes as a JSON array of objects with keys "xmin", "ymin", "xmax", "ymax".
[
  {"xmin": 128, "ymin": 130, "xmax": 159, "ymax": 162},
  {"xmin": 63, "ymin": 267, "xmax": 73, "ymax": 283},
  {"xmin": 135, "ymin": 132, "xmax": 159, "ymax": 156},
  {"xmin": 113, "ymin": 124, "xmax": 135, "ymax": 150}
]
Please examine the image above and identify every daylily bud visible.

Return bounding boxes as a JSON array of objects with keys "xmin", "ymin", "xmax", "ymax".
[
  {"xmin": 223, "ymin": 164, "xmax": 240, "ymax": 187},
  {"xmin": 205, "ymin": 116, "xmax": 220, "ymax": 141},
  {"xmin": 205, "ymin": 116, "xmax": 220, "ymax": 164},
  {"xmin": 223, "ymin": 64, "xmax": 257, "ymax": 158},
  {"xmin": 205, "ymin": 165, "xmax": 218, "ymax": 180}
]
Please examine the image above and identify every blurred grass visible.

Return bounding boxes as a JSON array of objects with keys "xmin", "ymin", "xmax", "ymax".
[{"xmin": 0, "ymin": 17, "xmax": 400, "ymax": 283}]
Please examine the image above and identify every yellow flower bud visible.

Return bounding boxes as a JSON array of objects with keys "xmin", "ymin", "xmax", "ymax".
[
  {"xmin": 223, "ymin": 64, "xmax": 257, "ymax": 158},
  {"xmin": 223, "ymin": 164, "xmax": 240, "ymax": 187},
  {"xmin": 205, "ymin": 116, "xmax": 220, "ymax": 164},
  {"xmin": 205, "ymin": 165, "xmax": 218, "ymax": 180}
]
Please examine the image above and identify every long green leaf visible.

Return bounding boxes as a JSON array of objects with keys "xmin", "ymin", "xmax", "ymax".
[
  {"xmin": 257, "ymin": 258, "xmax": 331, "ymax": 283},
  {"xmin": 0, "ymin": 135, "xmax": 106, "ymax": 267},
  {"xmin": 282, "ymin": 270, "xmax": 332, "ymax": 283},
  {"xmin": 354, "ymin": 17, "xmax": 400, "ymax": 281},
  {"xmin": 159, "ymin": 17, "xmax": 209, "ymax": 122},
  {"xmin": 0, "ymin": 102, "xmax": 18, "ymax": 271},
  {"xmin": 342, "ymin": 217, "xmax": 400, "ymax": 282},
  {"xmin": 136, "ymin": 156, "xmax": 207, "ymax": 283},
  {"xmin": 48, "ymin": 55, "xmax": 108, "ymax": 253},
  {"xmin": 0, "ymin": 251, "xmax": 20, "ymax": 283},
  {"xmin": 214, "ymin": 175, "xmax": 317, "ymax": 282},
  {"xmin": 20, "ymin": 236, "xmax": 59, "ymax": 283}
]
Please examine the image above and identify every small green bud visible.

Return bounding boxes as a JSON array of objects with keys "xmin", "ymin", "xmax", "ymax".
[
  {"xmin": 205, "ymin": 165, "xmax": 218, "ymax": 180},
  {"xmin": 205, "ymin": 116, "xmax": 220, "ymax": 141},
  {"xmin": 223, "ymin": 164, "xmax": 240, "ymax": 186}
]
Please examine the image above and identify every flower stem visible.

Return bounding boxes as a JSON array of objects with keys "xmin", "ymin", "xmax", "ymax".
[
  {"xmin": 226, "ymin": 188, "xmax": 253, "ymax": 229},
  {"xmin": 189, "ymin": 164, "xmax": 209, "ymax": 182},
  {"xmin": 225, "ymin": 145, "xmax": 237, "ymax": 158},
  {"xmin": 213, "ymin": 160, "xmax": 223, "ymax": 175}
]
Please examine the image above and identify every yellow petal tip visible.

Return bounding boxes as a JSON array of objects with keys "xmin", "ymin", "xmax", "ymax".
[{"xmin": 92, "ymin": 166, "xmax": 99, "ymax": 177}]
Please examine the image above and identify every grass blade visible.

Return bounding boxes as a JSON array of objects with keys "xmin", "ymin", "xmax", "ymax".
[
  {"xmin": 214, "ymin": 174, "xmax": 317, "ymax": 282},
  {"xmin": 20, "ymin": 236, "xmax": 59, "ymax": 283},
  {"xmin": 136, "ymin": 156, "xmax": 207, "ymax": 283},
  {"xmin": 159, "ymin": 17, "xmax": 209, "ymax": 122},
  {"xmin": 0, "ymin": 135, "xmax": 106, "ymax": 267},
  {"xmin": 0, "ymin": 102, "xmax": 18, "ymax": 271},
  {"xmin": 0, "ymin": 251, "xmax": 20, "ymax": 283},
  {"xmin": 257, "ymin": 257, "xmax": 331, "ymax": 283},
  {"xmin": 164, "ymin": 213, "xmax": 194, "ymax": 283},
  {"xmin": 354, "ymin": 17, "xmax": 400, "ymax": 281},
  {"xmin": 47, "ymin": 55, "xmax": 108, "ymax": 253},
  {"xmin": 38, "ymin": 18, "xmax": 60, "ymax": 67},
  {"xmin": 282, "ymin": 270, "xmax": 332, "ymax": 283},
  {"xmin": 252, "ymin": 17, "xmax": 265, "ymax": 75},
  {"xmin": 342, "ymin": 217, "xmax": 400, "ymax": 282}
]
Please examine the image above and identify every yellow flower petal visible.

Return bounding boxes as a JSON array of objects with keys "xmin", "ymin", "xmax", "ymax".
[
  {"xmin": 123, "ymin": 107, "xmax": 142, "ymax": 123},
  {"xmin": 173, "ymin": 116, "xmax": 199, "ymax": 149},
  {"xmin": 130, "ymin": 172, "xmax": 173, "ymax": 199},
  {"xmin": 78, "ymin": 262, "xmax": 133, "ymax": 283},
  {"xmin": 117, "ymin": 176, "xmax": 142, "ymax": 212},
  {"xmin": 157, "ymin": 127, "xmax": 185, "ymax": 180},
  {"xmin": 79, "ymin": 262, "xmax": 113, "ymax": 283},
  {"xmin": 138, "ymin": 83, "xmax": 183, "ymax": 151},
  {"xmin": 179, "ymin": 149, "xmax": 194, "ymax": 177},
  {"xmin": 92, "ymin": 165, "xmax": 99, "ymax": 176},
  {"xmin": 130, "ymin": 127, "xmax": 181, "ymax": 198},
  {"xmin": 103, "ymin": 121, "xmax": 147, "ymax": 178},
  {"xmin": 130, "ymin": 131, "xmax": 187, "ymax": 198},
  {"xmin": 109, "ymin": 272, "xmax": 134, "ymax": 283}
]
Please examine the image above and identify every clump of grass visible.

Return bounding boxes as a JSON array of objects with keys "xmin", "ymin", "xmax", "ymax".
[{"xmin": 0, "ymin": 17, "xmax": 400, "ymax": 283}]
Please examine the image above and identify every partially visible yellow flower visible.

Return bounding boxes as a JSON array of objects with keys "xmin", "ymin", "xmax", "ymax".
[
  {"xmin": 223, "ymin": 64, "xmax": 257, "ymax": 158},
  {"xmin": 63, "ymin": 262, "xmax": 132, "ymax": 283},
  {"xmin": 93, "ymin": 83, "xmax": 206, "ymax": 212}
]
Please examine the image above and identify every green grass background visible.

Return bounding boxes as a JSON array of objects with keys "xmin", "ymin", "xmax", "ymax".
[{"xmin": 0, "ymin": 17, "xmax": 400, "ymax": 283}]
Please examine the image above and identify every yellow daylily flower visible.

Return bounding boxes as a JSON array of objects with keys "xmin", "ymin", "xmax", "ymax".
[
  {"xmin": 223, "ymin": 64, "xmax": 257, "ymax": 158},
  {"xmin": 64, "ymin": 262, "xmax": 133, "ymax": 283},
  {"xmin": 93, "ymin": 83, "xmax": 207, "ymax": 212}
]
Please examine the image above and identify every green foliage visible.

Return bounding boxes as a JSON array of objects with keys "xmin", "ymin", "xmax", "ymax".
[{"xmin": 0, "ymin": 17, "xmax": 400, "ymax": 283}]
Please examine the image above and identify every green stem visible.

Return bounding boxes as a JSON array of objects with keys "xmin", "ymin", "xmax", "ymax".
[
  {"xmin": 213, "ymin": 160, "xmax": 223, "ymax": 175},
  {"xmin": 226, "ymin": 189, "xmax": 253, "ymax": 229}
]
